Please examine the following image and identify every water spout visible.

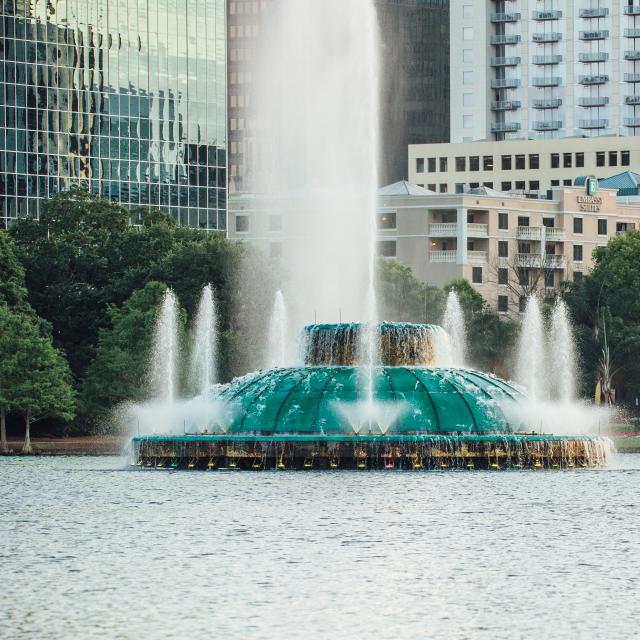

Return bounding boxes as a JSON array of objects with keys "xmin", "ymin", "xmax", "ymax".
[
  {"xmin": 549, "ymin": 299, "xmax": 577, "ymax": 403},
  {"xmin": 442, "ymin": 291, "xmax": 466, "ymax": 367},
  {"xmin": 267, "ymin": 290, "xmax": 290, "ymax": 368},
  {"xmin": 150, "ymin": 289, "xmax": 179, "ymax": 404},
  {"xmin": 516, "ymin": 296, "xmax": 547, "ymax": 401},
  {"xmin": 191, "ymin": 284, "xmax": 218, "ymax": 398}
]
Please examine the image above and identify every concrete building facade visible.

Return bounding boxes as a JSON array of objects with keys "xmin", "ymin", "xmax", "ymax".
[{"xmin": 451, "ymin": 2, "xmax": 640, "ymax": 143}]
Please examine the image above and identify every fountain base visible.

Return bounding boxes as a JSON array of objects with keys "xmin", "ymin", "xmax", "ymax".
[{"xmin": 131, "ymin": 434, "xmax": 610, "ymax": 471}]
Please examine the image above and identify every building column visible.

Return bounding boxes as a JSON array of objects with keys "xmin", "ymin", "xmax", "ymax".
[{"xmin": 457, "ymin": 207, "xmax": 467, "ymax": 265}]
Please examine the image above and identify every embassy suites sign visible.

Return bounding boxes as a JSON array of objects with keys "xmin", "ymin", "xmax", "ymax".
[{"xmin": 577, "ymin": 195, "xmax": 603, "ymax": 212}]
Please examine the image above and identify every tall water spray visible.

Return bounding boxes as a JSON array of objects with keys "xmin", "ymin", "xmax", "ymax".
[
  {"xmin": 267, "ymin": 290, "xmax": 290, "ymax": 368},
  {"xmin": 150, "ymin": 289, "xmax": 179, "ymax": 404},
  {"xmin": 549, "ymin": 299, "xmax": 577, "ymax": 403},
  {"xmin": 516, "ymin": 296, "xmax": 547, "ymax": 401},
  {"xmin": 191, "ymin": 284, "xmax": 218, "ymax": 397},
  {"xmin": 442, "ymin": 291, "xmax": 467, "ymax": 367}
]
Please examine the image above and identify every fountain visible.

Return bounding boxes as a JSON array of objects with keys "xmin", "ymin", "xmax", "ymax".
[
  {"xmin": 550, "ymin": 299, "xmax": 577, "ymax": 404},
  {"xmin": 442, "ymin": 291, "xmax": 467, "ymax": 367},
  {"xmin": 190, "ymin": 284, "xmax": 218, "ymax": 397},
  {"xmin": 516, "ymin": 296, "xmax": 547, "ymax": 402},
  {"xmin": 266, "ymin": 290, "xmax": 290, "ymax": 369}
]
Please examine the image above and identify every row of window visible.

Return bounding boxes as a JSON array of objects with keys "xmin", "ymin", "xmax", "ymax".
[{"xmin": 416, "ymin": 150, "xmax": 631, "ymax": 173}]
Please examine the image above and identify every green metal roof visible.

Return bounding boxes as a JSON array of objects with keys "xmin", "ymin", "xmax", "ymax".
[
  {"xmin": 216, "ymin": 366, "xmax": 525, "ymax": 435},
  {"xmin": 575, "ymin": 171, "xmax": 640, "ymax": 195}
]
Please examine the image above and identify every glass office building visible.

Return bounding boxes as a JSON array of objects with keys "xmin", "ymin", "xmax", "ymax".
[{"xmin": 0, "ymin": 0, "xmax": 226, "ymax": 230}]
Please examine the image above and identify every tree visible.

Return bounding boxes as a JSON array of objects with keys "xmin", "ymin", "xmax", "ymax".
[
  {"xmin": 0, "ymin": 305, "xmax": 75, "ymax": 452},
  {"xmin": 444, "ymin": 278, "xmax": 486, "ymax": 319},
  {"xmin": 0, "ymin": 232, "xmax": 29, "ymax": 310}
]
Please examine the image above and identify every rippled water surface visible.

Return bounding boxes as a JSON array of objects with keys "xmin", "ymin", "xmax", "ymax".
[{"xmin": 1, "ymin": 455, "xmax": 639, "ymax": 639}]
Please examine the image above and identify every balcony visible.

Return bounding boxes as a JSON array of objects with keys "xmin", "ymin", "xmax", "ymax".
[
  {"xmin": 580, "ymin": 8, "xmax": 609, "ymax": 18},
  {"xmin": 533, "ymin": 10, "xmax": 562, "ymax": 20},
  {"xmin": 491, "ymin": 78, "xmax": 521, "ymax": 89},
  {"xmin": 625, "ymin": 73, "xmax": 640, "ymax": 82},
  {"xmin": 579, "ymin": 96, "xmax": 610, "ymax": 107},
  {"xmin": 580, "ymin": 52, "xmax": 609, "ymax": 62},
  {"xmin": 626, "ymin": 95, "xmax": 640, "ymax": 105},
  {"xmin": 429, "ymin": 250, "xmax": 457, "ymax": 264},
  {"xmin": 624, "ymin": 5, "xmax": 640, "ymax": 15},
  {"xmin": 517, "ymin": 226, "xmax": 542, "ymax": 240},
  {"xmin": 468, "ymin": 223, "xmax": 489, "ymax": 238},
  {"xmin": 579, "ymin": 75, "xmax": 609, "ymax": 85},
  {"xmin": 625, "ymin": 29, "xmax": 640, "ymax": 38},
  {"xmin": 491, "ymin": 122, "xmax": 521, "ymax": 133},
  {"xmin": 429, "ymin": 223, "xmax": 457, "ymax": 237},
  {"xmin": 580, "ymin": 30, "xmax": 609, "ymax": 40},
  {"xmin": 468, "ymin": 251, "xmax": 488, "ymax": 265},
  {"xmin": 625, "ymin": 51, "xmax": 640, "ymax": 60},
  {"xmin": 533, "ymin": 98, "xmax": 563, "ymax": 109},
  {"xmin": 491, "ymin": 34, "xmax": 521, "ymax": 45},
  {"xmin": 624, "ymin": 118, "xmax": 640, "ymax": 127},
  {"xmin": 491, "ymin": 56, "xmax": 521, "ymax": 67},
  {"xmin": 532, "ymin": 54, "xmax": 563, "ymax": 65},
  {"xmin": 532, "ymin": 32, "xmax": 562, "ymax": 43},
  {"xmin": 543, "ymin": 255, "xmax": 566, "ymax": 269},
  {"xmin": 532, "ymin": 120, "xmax": 562, "ymax": 131},
  {"xmin": 545, "ymin": 228, "xmax": 565, "ymax": 241},
  {"xmin": 532, "ymin": 76, "xmax": 562, "ymax": 87},
  {"xmin": 516, "ymin": 253, "xmax": 542, "ymax": 268},
  {"xmin": 491, "ymin": 100, "xmax": 522, "ymax": 111},
  {"xmin": 579, "ymin": 119, "xmax": 609, "ymax": 129},
  {"xmin": 490, "ymin": 12, "xmax": 521, "ymax": 22}
]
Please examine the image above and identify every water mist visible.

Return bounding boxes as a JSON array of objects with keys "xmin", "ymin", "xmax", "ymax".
[{"xmin": 267, "ymin": 290, "xmax": 290, "ymax": 368}]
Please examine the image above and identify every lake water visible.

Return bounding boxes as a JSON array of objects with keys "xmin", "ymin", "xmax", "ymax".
[{"xmin": 1, "ymin": 454, "xmax": 639, "ymax": 639}]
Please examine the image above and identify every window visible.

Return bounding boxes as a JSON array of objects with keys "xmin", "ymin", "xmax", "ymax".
[
  {"xmin": 515, "ymin": 155, "xmax": 525, "ymax": 170},
  {"xmin": 515, "ymin": 181, "xmax": 525, "ymax": 191},
  {"xmin": 518, "ymin": 269, "xmax": 529, "ymax": 286},
  {"xmin": 544, "ymin": 271, "xmax": 554, "ymax": 288},
  {"xmin": 529, "ymin": 154, "xmax": 540, "ymax": 170},
  {"xmin": 463, "ymin": 49, "xmax": 473, "ymax": 63},
  {"xmin": 484, "ymin": 182, "xmax": 494, "ymax": 189},
  {"xmin": 439, "ymin": 184, "xmax": 448, "ymax": 193},
  {"xmin": 598, "ymin": 218, "xmax": 607, "ymax": 235},
  {"xmin": 498, "ymin": 295, "xmax": 509, "ymax": 313},
  {"xmin": 622, "ymin": 150, "xmax": 630, "ymax": 166},
  {"xmin": 576, "ymin": 152, "xmax": 584, "ymax": 168},
  {"xmin": 574, "ymin": 271, "xmax": 583, "ymax": 283},
  {"xmin": 463, "ymin": 5, "xmax": 474, "ymax": 18},
  {"xmin": 498, "ymin": 240, "xmax": 508, "ymax": 257},
  {"xmin": 456, "ymin": 157, "xmax": 466, "ymax": 171},
  {"xmin": 501, "ymin": 181, "xmax": 512, "ymax": 191},
  {"xmin": 551, "ymin": 180, "xmax": 560, "ymax": 187},
  {"xmin": 596, "ymin": 151, "xmax": 605, "ymax": 167},
  {"xmin": 573, "ymin": 244, "xmax": 583, "ymax": 261},
  {"xmin": 463, "ymin": 115, "xmax": 474, "ymax": 128},
  {"xmin": 463, "ymin": 71, "xmax": 473, "ymax": 85},
  {"xmin": 235, "ymin": 215, "xmax": 249, "ymax": 232},
  {"xmin": 501, "ymin": 155, "xmax": 512, "ymax": 170},
  {"xmin": 518, "ymin": 216, "xmax": 530, "ymax": 227},
  {"xmin": 269, "ymin": 214, "xmax": 282, "ymax": 231},
  {"xmin": 551, "ymin": 153, "xmax": 560, "ymax": 169},
  {"xmin": 573, "ymin": 217, "xmax": 583, "ymax": 234},
  {"xmin": 439, "ymin": 158, "xmax": 448, "ymax": 172},
  {"xmin": 518, "ymin": 243, "xmax": 531, "ymax": 255},
  {"xmin": 463, "ymin": 93, "xmax": 474, "ymax": 106},
  {"xmin": 609, "ymin": 151, "xmax": 617, "ymax": 167},
  {"xmin": 472, "ymin": 267, "xmax": 483, "ymax": 284},
  {"xmin": 470, "ymin": 156, "xmax": 480, "ymax": 171},
  {"xmin": 563, "ymin": 153, "xmax": 572, "ymax": 168},
  {"xmin": 428, "ymin": 184, "xmax": 436, "ymax": 191},
  {"xmin": 378, "ymin": 240, "xmax": 396, "ymax": 257},
  {"xmin": 529, "ymin": 180, "xmax": 540, "ymax": 191},
  {"xmin": 519, "ymin": 297, "xmax": 527, "ymax": 313},
  {"xmin": 483, "ymin": 156, "xmax": 494, "ymax": 171},
  {"xmin": 416, "ymin": 158, "xmax": 425, "ymax": 173},
  {"xmin": 428, "ymin": 157, "xmax": 436, "ymax": 172},
  {"xmin": 498, "ymin": 212, "xmax": 509, "ymax": 230},
  {"xmin": 498, "ymin": 268, "xmax": 508, "ymax": 285},
  {"xmin": 463, "ymin": 27, "xmax": 473, "ymax": 40},
  {"xmin": 378, "ymin": 211, "xmax": 396, "ymax": 229},
  {"xmin": 469, "ymin": 182, "xmax": 479, "ymax": 189},
  {"xmin": 563, "ymin": 179, "xmax": 572, "ymax": 186},
  {"xmin": 543, "ymin": 217, "xmax": 555, "ymax": 228},
  {"xmin": 455, "ymin": 183, "xmax": 465, "ymax": 194}
]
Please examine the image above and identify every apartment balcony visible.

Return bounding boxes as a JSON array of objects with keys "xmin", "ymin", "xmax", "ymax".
[
  {"xmin": 624, "ymin": 50, "xmax": 640, "ymax": 60},
  {"xmin": 580, "ymin": 8, "xmax": 609, "ymax": 18},
  {"xmin": 579, "ymin": 75, "xmax": 609, "ymax": 85},
  {"xmin": 625, "ymin": 73, "xmax": 640, "ymax": 82},
  {"xmin": 624, "ymin": 5, "xmax": 640, "ymax": 15},
  {"xmin": 516, "ymin": 253, "xmax": 542, "ymax": 268},
  {"xmin": 626, "ymin": 95, "xmax": 640, "ymax": 105},
  {"xmin": 580, "ymin": 30, "xmax": 609, "ymax": 40},
  {"xmin": 533, "ymin": 98, "xmax": 563, "ymax": 109},
  {"xmin": 491, "ymin": 122, "xmax": 521, "ymax": 133},
  {"xmin": 580, "ymin": 52, "xmax": 609, "ymax": 62},
  {"xmin": 467, "ymin": 223, "xmax": 489, "ymax": 238},
  {"xmin": 516, "ymin": 226, "xmax": 542, "ymax": 240},
  {"xmin": 491, "ymin": 34, "xmax": 521, "ymax": 45},
  {"xmin": 468, "ymin": 251, "xmax": 488, "ymax": 266},
  {"xmin": 532, "ymin": 54, "xmax": 563, "ymax": 65},
  {"xmin": 624, "ymin": 29, "xmax": 640, "ymax": 38},
  {"xmin": 579, "ymin": 119, "xmax": 609, "ymax": 129},
  {"xmin": 543, "ymin": 255, "xmax": 566, "ymax": 269},
  {"xmin": 579, "ymin": 96, "xmax": 610, "ymax": 107},
  {"xmin": 532, "ymin": 32, "xmax": 562, "ymax": 43},
  {"xmin": 490, "ymin": 56, "xmax": 521, "ymax": 67},
  {"xmin": 624, "ymin": 118, "xmax": 640, "ymax": 127},
  {"xmin": 491, "ymin": 78, "xmax": 521, "ymax": 89},
  {"xmin": 545, "ymin": 228, "xmax": 565, "ymax": 241},
  {"xmin": 533, "ymin": 10, "xmax": 562, "ymax": 20},
  {"xmin": 490, "ymin": 12, "xmax": 521, "ymax": 22},
  {"xmin": 491, "ymin": 100, "xmax": 522, "ymax": 111},
  {"xmin": 532, "ymin": 120, "xmax": 562, "ymax": 131},
  {"xmin": 532, "ymin": 76, "xmax": 562, "ymax": 87},
  {"xmin": 429, "ymin": 250, "xmax": 457, "ymax": 264},
  {"xmin": 429, "ymin": 223, "xmax": 457, "ymax": 237}
]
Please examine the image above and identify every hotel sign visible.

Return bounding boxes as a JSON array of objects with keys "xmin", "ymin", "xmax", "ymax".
[{"xmin": 578, "ymin": 176, "xmax": 601, "ymax": 211}]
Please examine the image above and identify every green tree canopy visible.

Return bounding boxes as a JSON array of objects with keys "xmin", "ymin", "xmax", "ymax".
[{"xmin": 0, "ymin": 232, "xmax": 29, "ymax": 310}]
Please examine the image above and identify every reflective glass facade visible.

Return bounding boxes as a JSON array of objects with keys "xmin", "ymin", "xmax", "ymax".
[{"xmin": 1, "ymin": 0, "xmax": 227, "ymax": 229}]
